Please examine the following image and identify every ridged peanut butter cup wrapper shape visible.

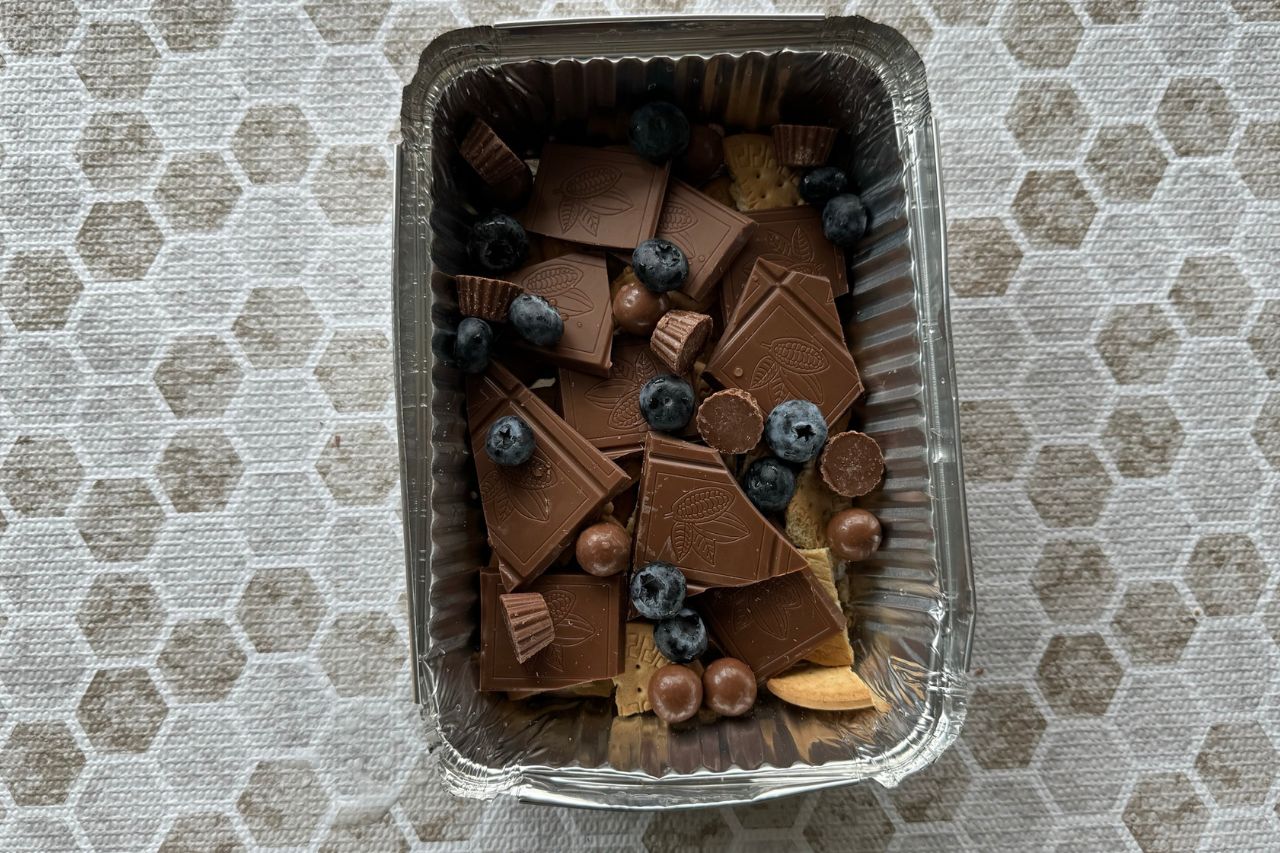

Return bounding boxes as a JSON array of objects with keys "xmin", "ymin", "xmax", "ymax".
[
  {"xmin": 695, "ymin": 388, "xmax": 763, "ymax": 454},
  {"xmin": 771, "ymin": 125, "xmax": 837, "ymax": 168},
  {"xmin": 650, "ymin": 310, "xmax": 712, "ymax": 375},
  {"xmin": 455, "ymin": 275, "xmax": 522, "ymax": 322},
  {"xmin": 499, "ymin": 592, "xmax": 555, "ymax": 663},
  {"xmin": 819, "ymin": 431, "xmax": 885, "ymax": 498},
  {"xmin": 460, "ymin": 119, "xmax": 528, "ymax": 184}
]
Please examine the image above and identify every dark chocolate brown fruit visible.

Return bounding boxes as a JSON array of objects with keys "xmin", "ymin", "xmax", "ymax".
[
  {"xmin": 695, "ymin": 389, "xmax": 763, "ymax": 454},
  {"xmin": 575, "ymin": 521, "xmax": 631, "ymax": 577},
  {"xmin": 612, "ymin": 280, "xmax": 670, "ymax": 336},
  {"xmin": 827, "ymin": 508, "xmax": 881, "ymax": 561},
  {"xmin": 648, "ymin": 663, "xmax": 703, "ymax": 724},
  {"xmin": 702, "ymin": 657, "xmax": 756, "ymax": 717},
  {"xmin": 677, "ymin": 124, "xmax": 725, "ymax": 185},
  {"xmin": 819, "ymin": 431, "xmax": 885, "ymax": 498}
]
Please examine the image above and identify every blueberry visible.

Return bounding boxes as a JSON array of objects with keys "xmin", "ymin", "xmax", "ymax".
[
  {"xmin": 639, "ymin": 374, "xmax": 695, "ymax": 432},
  {"xmin": 632, "ymin": 238, "xmax": 689, "ymax": 294},
  {"xmin": 628, "ymin": 101, "xmax": 690, "ymax": 163},
  {"xmin": 468, "ymin": 213, "xmax": 528, "ymax": 274},
  {"xmin": 653, "ymin": 608, "xmax": 707, "ymax": 664},
  {"xmin": 508, "ymin": 293, "xmax": 564, "ymax": 347},
  {"xmin": 630, "ymin": 561, "xmax": 686, "ymax": 620},
  {"xmin": 742, "ymin": 457, "xmax": 797, "ymax": 513},
  {"xmin": 453, "ymin": 317, "xmax": 492, "ymax": 374},
  {"xmin": 484, "ymin": 415, "xmax": 535, "ymax": 466},
  {"xmin": 800, "ymin": 166, "xmax": 849, "ymax": 207},
  {"xmin": 765, "ymin": 400, "xmax": 828, "ymax": 463},
  {"xmin": 821, "ymin": 193, "xmax": 867, "ymax": 249}
]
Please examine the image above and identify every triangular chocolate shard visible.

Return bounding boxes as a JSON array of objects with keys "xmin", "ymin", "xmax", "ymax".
[
  {"xmin": 654, "ymin": 179, "xmax": 756, "ymax": 302},
  {"xmin": 727, "ymin": 256, "xmax": 841, "ymax": 335},
  {"xmin": 467, "ymin": 361, "xmax": 631, "ymax": 590},
  {"xmin": 719, "ymin": 206, "xmax": 848, "ymax": 322},
  {"xmin": 634, "ymin": 433, "xmax": 808, "ymax": 588},
  {"xmin": 507, "ymin": 253, "xmax": 615, "ymax": 377}
]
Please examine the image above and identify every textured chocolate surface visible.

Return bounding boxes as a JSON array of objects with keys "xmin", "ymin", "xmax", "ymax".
[
  {"xmin": 695, "ymin": 388, "xmax": 764, "ymax": 454},
  {"xmin": 480, "ymin": 570, "xmax": 626, "ymax": 691},
  {"xmin": 507, "ymin": 252, "xmax": 615, "ymax": 377},
  {"xmin": 521, "ymin": 143, "xmax": 670, "ymax": 249},
  {"xmin": 697, "ymin": 568, "xmax": 845, "ymax": 680},
  {"xmin": 467, "ymin": 362, "xmax": 630, "ymax": 589},
  {"xmin": 634, "ymin": 433, "xmax": 808, "ymax": 588},
  {"xmin": 726, "ymin": 257, "xmax": 840, "ymax": 333},
  {"xmin": 720, "ymin": 206, "xmax": 848, "ymax": 321},
  {"xmin": 654, "ymin": 179, "xmax": 755, "ymax": 302}
]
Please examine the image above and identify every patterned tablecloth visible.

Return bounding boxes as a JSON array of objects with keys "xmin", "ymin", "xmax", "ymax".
[{"xmin": 0, "ymin": 1, "xmax": 1277, "ymax": 850}]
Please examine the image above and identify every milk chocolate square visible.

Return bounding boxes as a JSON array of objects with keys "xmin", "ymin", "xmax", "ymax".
[
  {"xmin": 726, "ymin": 257, "xmax": 840, "ymax": 334},
  {"xmin": 706, "ymin": 273, "xmax": 863, "ymax": 427},
  {"xmin": 696, "ymin": 568, "xmax": 845, "ymax": 679},
  {"xmin": 480, "ymin": 571, "xmax": 626, "ymax": 691},
  {"xmin": 521, "ymin": 143, "xmax": 670, "ymax": 249},
  {"xmin": 655, "ymin": 180, "xmax": 756, "ymax": 302},
  {"xmin": 467, "ymin": 362, "xmax": 630, "ymax": 589},
  {"xmin": 634, "ymin": 433, "xmax": 808, "ymax": 588},
  {"xmin": 720, "ymin": 207, "xmax": 848, "ymax": 320},
  {"xmin": 508, "ymin": 253, "xmax": 615, "ymax": 377}
]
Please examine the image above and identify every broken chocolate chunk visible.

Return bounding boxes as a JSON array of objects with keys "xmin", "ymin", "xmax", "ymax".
[
  {"xmin": 720, "ymin": 206, "xmax": 848, "ymax": 322},
  {"xmin": 506, "ymin": 252, "xmax": 615, "ymax": 377}
]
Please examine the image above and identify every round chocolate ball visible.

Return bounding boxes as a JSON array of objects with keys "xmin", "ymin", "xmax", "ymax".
[
  {"xmin": 612, "ymin": 281, "xmax": 671, "ymax": 336},
  {"xmin": 677, "ymin": 124, "xmax": 725, "ymax": 185},
  {"xmin": 827, "ymin": 508, "xmax": 882, "ymax": 562},
  {"xmin": 648, "ymin": 664, "xmax": 703, "ymax": 724},
  {"xmin": 575, "ymin": 521, "xmax": 631, "ymax": 577},
  {"xmin": 702, "ymin": 657, "xmax": 756, "ymax": 717}
]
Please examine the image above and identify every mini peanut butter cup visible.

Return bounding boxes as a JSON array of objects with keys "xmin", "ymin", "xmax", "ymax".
[
  {"xmin": 695, "ymin": 388, "xmax": 763, "ymax": 454},
  {"xmin": 650, "ymin": 310, "xmax": 712, "ymax": 375},
  {"xmin": 819, "ymin": 430, "xmax": 885, "ymax": 497},
  {"xmin": 455, "ymin": 275, "xmax": 522, "ymax": 322},
  {"xmin": 461, "ymin": 119, "xmax": 528, "ymax": 184},
  {"xmin": 771, "ymin": 125, "xmax": 837, "ymax": 168},
  {"xmin": 499, "ymin": 592, "xmax": 555, "ymax": 663}
]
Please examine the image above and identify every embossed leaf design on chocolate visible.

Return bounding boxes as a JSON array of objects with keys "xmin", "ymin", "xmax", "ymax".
[
  {"xmin": 493, "ymin": 454, "xmax": 559, "ymax": 523},
  {"xmin": 585, "ymin": 380, "xmax": 645, "ymax": 430},
  {"xmin": 757, "ymin": 582, "xmax": 804, "ymax": 640},
  {"xmin": 790, "ymin": 226, "xmax": 816, "ymax": 262},
  {"xmin": 748, "ymin": 337, "xmax": 828, "ymax": 406},
  {"xmin": 541, "ymin": 590, "xmax": 595, "ymax": 672},
  {"xmin": 666, "ymin": 487, "xmax": 748, "ymax": 563},
  {"xmin": 481, "ymin": 469, "xmax": 513, "ymax": 524},
  {"xmin": 521, "ymin": 264, "xmax": 593, "ymax": 319},
  {"xmin": 557, "ymin": 166, "xmax": 634, "ymax": 236},
  {"xmin": 756, "ymin": 225, "xmax": 821, "ymax": 276}
]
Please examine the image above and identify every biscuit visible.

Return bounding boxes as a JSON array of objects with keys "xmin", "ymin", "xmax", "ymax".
[
  {"xmin": 613, "ymin": 622, "xmax": 703, "ymax": 717},
  {"xmin": 700, "ymin": 175, "xmax": 735, "ymax": 208},
  {"xmin": 799, "ymin": 548, "xmax": 855, "ymax": 667},
  {"xmin": 723, "ymin": 134, "xmax": 803, "ymax": 211},
  {"xmin": 785, "ymin": 464, "xmax": 850, "ymax": 550},
  {"xmin": 765, "ymin": 664, "xmax": 876, "ymax": 711}
]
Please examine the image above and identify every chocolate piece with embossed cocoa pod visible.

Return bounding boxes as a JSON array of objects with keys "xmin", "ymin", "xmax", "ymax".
[
  {"xmin": 725, "ymin": 256, "xmax": 840, "ymax": 333},
  {"xmin": 721, "ymin": 206, "xmax": 848, "ymax": 322},
  {"xmin": 634, "ymin": 433, "xmax": 808, "ymax": 588},
  {"xmin": 521, "ymin": 143, "xmax": 670, "ymax": 249},
  {"xmin": 506, "ymin": 253, "xmax": 614, "ymax": 377},
  {"xmin": 653, "ymin": 180, "xmax": 755, "ymax": 302}
]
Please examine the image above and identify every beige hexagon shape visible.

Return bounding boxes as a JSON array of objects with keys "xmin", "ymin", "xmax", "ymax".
[
  {"xmin": 0, "ymin": 722, "xmax": 85, "ymax": 805},
  {"xmin": 1033, "ymin": 538, "xmax": 1115, "ymax": 624},
  {"xmin": 947, "ymin": 217, "xmax": 1023, "ymax": 298},
  {"xmin": 958, "ymin": 399, "xmax": 1031, "ymax": 480},
  {"xmin": 1097, "ymin": 303, "xmax": 1181, "ymax": 384},
  {"xmin": 965, "ymin": 683, "xmax": 1047, "ymax": 770},
  {"xmin": 150, "ymin": 0, "xmax": 235, "ymax": 52},
  {"xmin": 76, "ymin": 201, "xmax": 165, "ymax": 281},
  {"xmin": 804, "ymin": 783, "xmax": 895, "ymax": 853},
  {"xmin": 76, "ymin": 478, "xmax": 166, "ymax": 562},
  {"xmin": 158, "ymin": 618, "xmax": 247, "ymax": 701},
  {"xmin": 1186, "ymin": 533, "xmax": 1266, "ymax": 617},
  {"xmin": 233, "ymin": 286, "xmax": 325, "ymax": 369},
  {"xmin": 384, "ymin": 7, "xmax": 462, "ymax": 83},
  {"xmin": 1235, "ymin": 120, "xmax": 1280, "ymax": 200},
  {"xmin": 1123, "ymin": 773, "xmax": 1208, "ymax": 853},
  {"xmin": 929, "ymin": 0, "xmax": 998, "ymax": 25},
  {"xmin": 1102, "ymin": 395, "xmax": 1184, "ymax": 478},
  {"xmin": 157, "ymin": 427, "xmax": 244, "ymax": 513},
  {"xmin": 304, "ymin": 0, "xmax": 392, "ymax": 45},
  {"xmin": 1085, "ymin": 0, "xmax": 1144, "ymax": 22},
  {"xmin": 1112, "ymin": 581, "xmax": 1197, "ymax": 667},
  {"xmin": 158, "ymin": 813, "xmax": 246, "ymax": 853},
  {"xmin": 231, "ymin": 104, "xmax": 318, "ymax": 185},
  {"xmin": 1006, "ymin": 79, "xmax": 1089, "ymax": 159},
  {"xmin": 1195, "ymin": 721, "xmax": 1277, "ymax": 807},
  {"xmin": 1013, "ymin": 170, "xmax": 1096, "ymax": 248},
  {"xmin": 885, "ymin": 745, "xmax": 970, "ymax": 823},
  {"xmin": 1, "ymin": 250, "xmax": 83, "ymax": 331},
  {"xmin": 0, "ymin": 0, "xmax": 79, "ymax": 56},
  {"xmin": 1254, "ymin": 391, "xmax": 1280, "ymax": 470},
  {"xmin": 314, "ymin": 328, "xmax": 393, "ymax": 412},
  {"xmin": 313, "ymin": 144, "xmax": 392, "ymax": 226},
  {"xmin": 74, "ymin": 21, "xmax": 161, "ymax": 100},
  {"xmin": 1157, "ymin": 76, "xmax": 1237, "ymax": 157},
  {"xmin": 155, "ymin": 151, "xmax": 243, "ymax": 232},
  {"xmin": 76, "ymin": 668, "xmax": 168, "ymax": 753},
  {"xmin": 1169, "ymin": 255, "xmax": 1253, "ymax": 337},
  {"xmin": 1086, "ymin": 125, "xmax": 1168, "ymax": 202},
  {"xmin": 1249, "ymin": 300, "xmax": 1280, "ymax": 380},
  {"xmin": 399, "ymin": 751, "xmax": 486, "ymax": 842},
  {"xmin": 322, "ymin": 808, "xmax": 409, "ymax": 852},
  {"xmin": 76, "ymin": 110, "xmax": 164, "ymax": 191},
  {"xmin": 315, "ymin": 424, "xmax": 398, "ymax": 505},
  {"xmin": 0, "ymin": 434, "xmax": 83, "ymax": 517},
  {"xmin": 237, "ymin": 760, "xmax": 330, "ymax": 847},
  {"xmin": 77, "ymin": 571, "xmax": 167, "ymax": 658},
  {"xmin": 154, "ymin": 334, "xmax": 244, "ymax": 419},
  {"xmin": 1037, "ymin": 633, "xmax": 1123, "ymax": 716},
  {"xmin": 1001, "ymin": 0, "xmax": 1083, "ymax": 68},
  {"xmin": 318, "ymin": 611, "xmax": 405, "ymax": 696},
  {"xmin": 236, "ymin": 567, "xmax": 325, "ymax": 653},
  {"xmin": 1232, "ymin": 0, "xmax": 1280, "ymax": 20},
  {"xmin": 1027, "ymin": 445, "xmax": 1111, "ymax": 528}
]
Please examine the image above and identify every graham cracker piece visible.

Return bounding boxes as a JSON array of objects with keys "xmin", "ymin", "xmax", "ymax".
[
  {"xmin": 785, "ymin": 464, "xmax": 850, "ymax": 550},
  {"xmin": 723, "ymin": 134, "xmax": 803, "ymax": 211},
  {"xmin": 701, "ymin": 175, "xmax": 735, "ymax": 208},
  {"xmin": 613, "ymin": 622, "xmax": 703, "ymax": 717},
  {"xmin": 799, "ymin": 548, "xmax": 855, "ymax": 666}
]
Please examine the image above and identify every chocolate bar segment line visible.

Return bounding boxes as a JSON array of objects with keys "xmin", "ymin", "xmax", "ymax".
[{"xmin": 727, "ymin": 257, "xmax": 840, "ymax": 335}]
